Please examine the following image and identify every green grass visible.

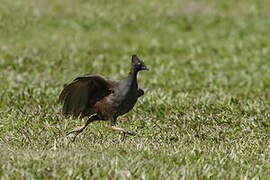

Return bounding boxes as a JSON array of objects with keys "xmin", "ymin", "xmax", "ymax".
[{"xmin": 1, "ymin": 0, "xmax": 270, "ymax": 179}]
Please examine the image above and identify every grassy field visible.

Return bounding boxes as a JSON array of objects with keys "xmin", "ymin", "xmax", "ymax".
[{"xmin": 1, "ymin": 0, "xmax": 270, "ymax": 179}]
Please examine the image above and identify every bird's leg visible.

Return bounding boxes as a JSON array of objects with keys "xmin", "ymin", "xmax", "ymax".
[
  {"xmin": 110, "ymin": 126, "xmax": 136, "ymax": 136},
  {"xmin": 110, "ymin": 119, "xmax": 137, "ymax": 138},
  {"xmin": 67, "ymin": 115, "xmax": 100, "ymax": 141}
]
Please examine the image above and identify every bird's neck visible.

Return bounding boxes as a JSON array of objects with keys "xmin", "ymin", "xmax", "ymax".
[
  {"xmin": 128, "ymin": 68, "xmax": 138, "ymax": 83},
  {"xmin": 118, "ymin": 68, "xmax": 138, "ymax": 95},
  {"xmin": 120, "ymin": 68, "xmax": 138, "ymax": 89}
]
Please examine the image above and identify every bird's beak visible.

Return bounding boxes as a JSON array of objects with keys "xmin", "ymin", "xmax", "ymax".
[{"xmin": 142, "ymin": 66, "xmax": 150, "ymax": 71}]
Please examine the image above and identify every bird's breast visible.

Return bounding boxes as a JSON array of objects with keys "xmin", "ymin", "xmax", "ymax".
[{"xmin": 113, "ymin": 85, "xmax": 138, "ymax": 116}]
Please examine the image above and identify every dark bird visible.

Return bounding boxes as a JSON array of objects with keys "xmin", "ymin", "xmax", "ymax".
[{"xmin": 59, "ymin": 55, "xmax": 149, "ymax": 140}]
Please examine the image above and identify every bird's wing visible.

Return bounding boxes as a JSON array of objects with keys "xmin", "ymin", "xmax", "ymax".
[
  {"xmin": 137, "ymin": 88, "xmax": 144, "ymax": 97},
  {"xmin": 59, "ymin": 74, "xmax": 118, "ymax": 117}
]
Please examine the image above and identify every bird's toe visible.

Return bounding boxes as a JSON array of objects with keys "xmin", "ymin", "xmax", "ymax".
[{"xmin": 124, "ymin": 130, "xmax": 137, "ymax": 136}]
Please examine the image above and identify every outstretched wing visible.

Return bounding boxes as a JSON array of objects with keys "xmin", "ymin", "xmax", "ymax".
[{"xmin": 59, "ymin": 74, "xmax": 118, "ymax": 117}]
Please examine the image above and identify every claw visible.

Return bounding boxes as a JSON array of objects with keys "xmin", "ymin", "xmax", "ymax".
[
  {"xmin": 123, "ymin": 130, "xmax": 137, "ymax": 136},
  {"xmin": 66, "ymin": 115, "xmax": 100, "ymax": 141},
  {"xmin": 66, "ymin": 126, "xmax": 85, "ymax": 142}
]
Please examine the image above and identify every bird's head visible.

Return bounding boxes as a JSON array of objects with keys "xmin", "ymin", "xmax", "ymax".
[{"xmin": 131, "ymin": 55, "xmax": 149, "ymax": 72}]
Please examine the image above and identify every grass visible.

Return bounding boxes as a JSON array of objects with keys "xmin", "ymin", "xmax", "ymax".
[{"xmin": 0, "ymin": 0, "xmax": 270, "ymax": 179}]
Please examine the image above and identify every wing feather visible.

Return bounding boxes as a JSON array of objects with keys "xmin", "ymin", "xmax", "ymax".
[{"xmin": 59, "ymin": 74, "xmax": 118, "ymax": 117}]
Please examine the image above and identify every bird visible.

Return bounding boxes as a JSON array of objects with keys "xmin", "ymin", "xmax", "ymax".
[{"xmin": 59, "ymin": 55, "xmax": 149, "ymax": 140}]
